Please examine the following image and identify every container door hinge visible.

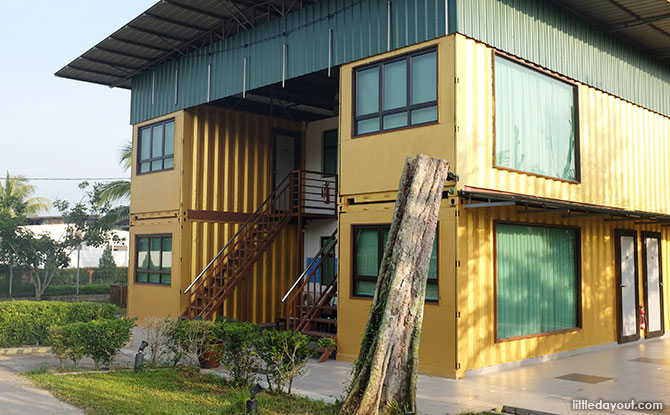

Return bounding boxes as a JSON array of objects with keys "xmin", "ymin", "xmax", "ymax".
[
  {"xmin": 454, "ymin": 209, "xmax": 460, "ymax": 217},
  {"xmin": 456, "ymin": 362, "xmax": 461, "ymax": 370},
  {"xmin": 455, "ymin": 77, "xmax": 460, "ymax": 84},
  {"xmin": 456, "ymin": 260, "xmax": 460, "ymax": 268},
  {"xmin": 455, "ymin": 125, "xmax": 459, "ymax": 133},
  {"xmin": 457, "ymin": 311, "xmax": 461, "ymax": 318}
]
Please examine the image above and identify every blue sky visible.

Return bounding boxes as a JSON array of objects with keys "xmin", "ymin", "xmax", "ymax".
[{"xmin": 0, "ymin": 0, "xmax": 156, "ymax": 213}]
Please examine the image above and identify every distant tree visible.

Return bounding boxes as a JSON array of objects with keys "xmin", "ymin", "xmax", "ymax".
[
  {"xmin": 96, "ymin": 141, "xmax": 131, "ymax": 204},
  {"xmin": 95, "ymin": 245, "xmax": 117, "ymax": 283},
  {"xmin": 0, "ymin": 172, "xmax": 49, "ymax": 216},
  {"xmin": 0, "ymin": 173, "xmax": 49, "ymax": 298},
  {"xmin": 1, "ymin": 183, "xmax": 122, "ymax": 300}
]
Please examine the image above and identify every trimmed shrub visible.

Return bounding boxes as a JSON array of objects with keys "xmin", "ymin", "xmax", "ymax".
[
  {"xmin": 49, "ymin": 325, "xmax": 86, "ymax": 368},
  {"xmin": 0, "ymin": 301, "xmax": 118, "ymax": 347},
  {"xmin": 81, "ymin": 318, "xmax": 135, "ymax": 369},
  {"xmin": 257, "ymin": 330, "xmax": 311, "ymax": 393},
  {"xmin": 220, "ymin": 322, "xmax": 260, "ymax": 387},
  {"xmin": 49, "ymin": 318, "xmax": 134, "ymax": 369},
  {"xmin": 163, "ymin": 318, "xmax": 215, "ymax": 367}
]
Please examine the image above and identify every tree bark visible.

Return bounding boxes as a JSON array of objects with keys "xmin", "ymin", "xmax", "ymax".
[{"xmin": 340, "ymin": 154, "xmax": 451, "ymax": 415}]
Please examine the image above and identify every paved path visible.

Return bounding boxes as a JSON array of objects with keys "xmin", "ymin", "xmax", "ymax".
[
  {"xmin": 284, "ymin": 336, "xmax": 670, "ymax": 415},
  {"xmin": 0, "ymin": 361, "xmax": 83, "ymax": 415},
  {"xmin": 1, "ymin": 330, "xmax": 668, "ymax": 415}
]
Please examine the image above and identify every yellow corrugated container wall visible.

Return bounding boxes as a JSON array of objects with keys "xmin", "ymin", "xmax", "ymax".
[
  {"xmin": 179, "ymin": 106, "xmax": 304, "ymax": 323},
  {"xmin": 456, "ymin": 205, "xmax": 670, "ymax": 376},
  {"xmin": 337, "ymin": 199, "xmax": 459, "ymax": 378},
  {"xmin": 454, "ymin": 34, "xmax": 670, "ymax": 213},
  {"xmin": 128, "ymin": 105, "xmax": 306, "ymax": 322}
]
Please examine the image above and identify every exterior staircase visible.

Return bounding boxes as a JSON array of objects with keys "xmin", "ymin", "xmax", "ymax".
[
  {"xmin": 182, "ymin": 170, "xmax": 337, "ymax": 320},
  {"xmin": 281, "ymin": 230, "xmax": 338, "ymax": 361}
]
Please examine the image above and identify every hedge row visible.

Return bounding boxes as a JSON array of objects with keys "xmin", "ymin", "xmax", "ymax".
[
  {"xmin": 0, "ymin": 301, "xmax": 118, "ymax": 347},
  {"xmin": 0, "ymin": 283, "xmax": 113, "ymax": 299},
  {"xmin": 50, "ymin": 318, "xmax": 135, "ymax": 369}
]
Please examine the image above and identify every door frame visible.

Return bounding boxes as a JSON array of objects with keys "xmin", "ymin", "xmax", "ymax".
[
  {"xmin": 614, "ymin": 229, "xmax": 641, "ymax": 343},
  {"xmin": 641, "ymin": 231, "xmax": 665, "ymax": 339},
  {"xmin": 271, "ymin": 129, "xmax": 302, "ymax": 191}
]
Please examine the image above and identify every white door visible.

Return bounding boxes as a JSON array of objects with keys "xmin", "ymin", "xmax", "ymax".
[
  {"xmin": 643, "ymin": 233, "xmax": 665, "ymax": 338},
  {"xmin": 617, "ymin": 231, "xmax": 640, "ymax": 343},
  {"xmin": 274, "ymin": 133, "xmax": 297, "ymax": 211}
]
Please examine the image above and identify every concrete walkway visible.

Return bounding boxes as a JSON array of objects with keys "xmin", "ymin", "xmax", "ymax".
[
  {"xmin": 1, "ymin": 332, "xmax": 668, "ymax": 414},
  {"xmin": 0, "ymin": 362, "xmax": 83, "ymax": 415},
  {"xmin": 283, "ymin": 336, "xmax": 670, "ymax": 415}
]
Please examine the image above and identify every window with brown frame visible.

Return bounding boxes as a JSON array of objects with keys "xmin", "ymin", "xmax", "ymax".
[
  {"xmin": 136, "ymin": 235, "xmax": 172, "ymax": 285},
  {"xmin": 495, "ymin": 223, "xmax": 581, "ymax": 341},
  {"xmin": 352, "ymin": 224, "xmax": 438, "ymax": 301},
  {"xmin": 353, "ymin": 48, "xmax": 438, "ymax": 136},
  {"xmin": 137, "ymin": 118, "xmax": 175, "ymax": 174},
  {"xmin": 494, "ymin": 54, "xmax": 579, "ymax": 181}
]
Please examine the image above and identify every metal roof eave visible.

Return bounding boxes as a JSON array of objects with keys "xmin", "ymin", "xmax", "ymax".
[
  {"xmin": 55, "ymin": 0, "xmax": 321, "ymax": 89},
  {"xmin": 460, "ymin": 188, "xmax": 670, "ymax": 224}
]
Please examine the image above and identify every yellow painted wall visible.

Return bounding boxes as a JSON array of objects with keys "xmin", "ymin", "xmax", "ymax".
[
  {"xmin": 339, "ymin": 36, "xmax": 456, "ymax": 199},
  {"xmin": 130, "ymin": 111, "xmax": 184, "ymax": 216},
  {"xmin": 337, "ymin": 199, "xmax": 458, "ymax": 377},
  {"xmin": 456, "ymin": 204, "xmax": 670, "ymax": 377},
  {"xmin": 454, "ymin": 34, "xmax": 670, "ymax": 213},
  {"xmin": 178, "ymin": 106, "xmax": 305, "ymax": 323},
  {"xmin": 129, "ymin": 105, "xmax": 306, "ymax": 321},
  {"xmin": 183, "ymin": 221, "xmax": 300, "ymax": 323},
  {"xmin": 127, "ymin": 217, "xmax": 183, "ymax": 321},
  {"xmin": 181, "ymin": 106, "xmax": 303, "ymax": 213}
]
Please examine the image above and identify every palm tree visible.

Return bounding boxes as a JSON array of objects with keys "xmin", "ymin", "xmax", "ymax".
[
  {"xmin": 0, "ymin": 172, "xmax": 50, "ymax": 216},
  {"xmin": 96, "ymin": 141, "xmax": 131, "ymax": 204}
]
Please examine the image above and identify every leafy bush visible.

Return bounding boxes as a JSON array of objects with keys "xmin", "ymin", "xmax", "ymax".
[
  {"xmin": 94, "ymin": 246, "xmax": 117, "ymax": 282},
  {"xmin": 49, "ymin": 325, "xmax": 87, "ymax": 368},
  {"xmin": 49, "ymin": 318, "xmax": 134, "ymax": 369},
  {"xmin": 0, "ymin": 301, "xmax": 118, "ymax": 347},
  {"xmin": 143, "ymin": 317, "xmax": 172, "ymax": 366},
  {"xmin": 82, "ymin": 318, "xmax": 135, "ymax": 369},
  {"xmin": 163, "ymin": 318, "xmax": 215, "ymax": 367},
  {"xmin": 220, "ymin": 322, "xmax": 260, "ymax": 387},
  {"xmin": 257, "ymin": 330, "xmax": 311, "ymax": 393}
]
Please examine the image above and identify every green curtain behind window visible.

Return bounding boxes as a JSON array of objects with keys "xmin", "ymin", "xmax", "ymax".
[
  {"xmin": 355, "ymin": 227, "xmax": 438, "ymax": 299},
  {"xmin": 495, "ymin": 56, "xmax": 577, "ymax": 181},
  {"xmin": 496, "ymin": 224, "xmax": 578, "ymax": 339}
]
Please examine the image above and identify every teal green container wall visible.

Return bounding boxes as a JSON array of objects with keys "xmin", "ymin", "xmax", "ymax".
[
  {"xmin": 130, "ymin": 0, "xmax": 447, "ymax": 124},
  {"xmin": 455, "ymin": 0, "xmax": 670, "ymax": 117}
]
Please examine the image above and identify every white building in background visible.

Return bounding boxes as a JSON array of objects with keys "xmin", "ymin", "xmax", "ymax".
[{"xmin": 25, "ymin": 216, "xmax": 129, "ymax": 268}]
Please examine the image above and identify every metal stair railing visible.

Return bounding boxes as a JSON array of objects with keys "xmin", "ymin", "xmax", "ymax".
[{"xmin": 282, "ymin": 229, "xmax": 337, "ymax": 332}]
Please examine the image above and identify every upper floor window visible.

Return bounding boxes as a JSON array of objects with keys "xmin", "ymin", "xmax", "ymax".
[
  {"xmin": 136, "ymin": 234, "xmax": 172, "ymax": 285},
  {"xmin": 322, "ymin": 129, "xmax": 338, "ymax": 175},
  {"xmin": 354, "ymin": 48, "xmax": 438, "ymax": 136},
  {"xmin": 138, "ymin": 118, "xmax": 175, "ymax": 174},
  {"xmin": 353, "ymin": 224, "xmax": 438, "ymax": 302},
  {"xmin": 494, "ymin": 55, "xmax": 579, "ymax": 181}
]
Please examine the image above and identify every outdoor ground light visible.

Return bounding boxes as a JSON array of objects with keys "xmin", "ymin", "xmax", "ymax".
[
  {"xmin": 246, "ymin": 383, "xmax": 263, "ymax": 415},
  {"xmin": 134, "ymin": 340, "xmax": 149, "ymax": 372}
]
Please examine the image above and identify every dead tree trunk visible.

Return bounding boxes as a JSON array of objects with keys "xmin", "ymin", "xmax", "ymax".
[{"xmin": 340, "ymin": 154, "xmax": 451, "ymax": 415}]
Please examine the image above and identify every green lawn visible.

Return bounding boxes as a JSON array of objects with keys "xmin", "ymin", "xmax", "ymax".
[{"xmin": 25, "ymin": 368, "xmax": 339, "ymax": 415}]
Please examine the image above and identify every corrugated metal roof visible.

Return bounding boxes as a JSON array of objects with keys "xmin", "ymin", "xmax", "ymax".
[
  {"xmin": 56, "ymin": 0, "xmax": 324, "ymax": 89},
  {"xmin": 456, "ymin": 0, "xmax": 670, "ymax": 118},
  {"xmin": 553, "ymin": 0, "xmax": 670, "ymax": 61},
  {"xmin": 129, "ymin": 0, "xmax": 447, "ymax": 123}
]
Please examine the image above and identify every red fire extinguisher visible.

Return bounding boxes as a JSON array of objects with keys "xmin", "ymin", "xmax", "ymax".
[
  {"xmin": 321, "ymin": 182, "xmax": 331, "ymax": 204},
  {"xmin": 640, "ymin": 305, "xmax": 646, "ymax": 331}
]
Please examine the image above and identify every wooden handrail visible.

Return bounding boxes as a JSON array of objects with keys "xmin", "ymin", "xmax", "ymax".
[
  {"xmin": 183, "ymin": 170, "xmax": 338, "ymax": 320},
  {"xmin": 283, "ymin": 231, "xmax": 338, "ymax": 332}
]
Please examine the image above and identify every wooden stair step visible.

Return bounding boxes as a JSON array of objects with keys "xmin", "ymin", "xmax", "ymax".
[
  {"xmin": 309, "ymin": 317, "xmax": 337, "ymax": 325},
  {"xmin": 319, "ymin": 305, "xmax": 337, "ymax": 311},
  {"xmin": 302, "ymin": 330, "xmax": 336, "ymax": 338}
]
